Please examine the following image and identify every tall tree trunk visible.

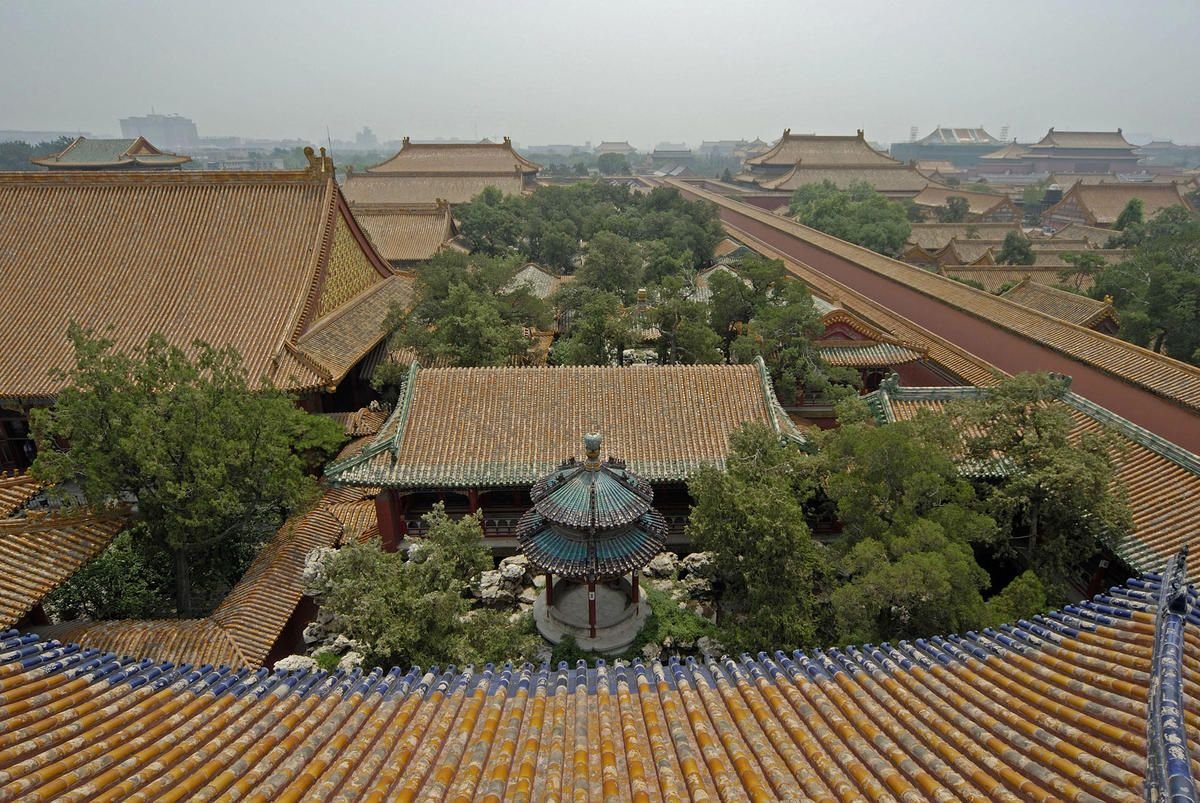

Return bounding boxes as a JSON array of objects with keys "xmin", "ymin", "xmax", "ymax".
[
  {"xmin": 1153, "ymin": 331, "xmax": 1167, "ymax": 354},
  {"xmin": 174, "ymin": 547, "xmax": 192, "ymax": 618},
  {"xmin": 1027, "ymin": 501, "xmax": 1039, "ymax": 556}
]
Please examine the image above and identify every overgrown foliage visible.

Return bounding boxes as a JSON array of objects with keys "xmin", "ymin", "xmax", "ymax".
[
  {"xmin": 45, "ymin": 527, "xmax": 170, "ymax": 620},
  {"xmin": 788, "ymin": 181, "xmax": 912, "ymax": 256},
  {"xmin": 687, "ymin": 424, "xmax": 832, "ymax": 651},
  {"xmin": 32, "ymin": 326, "xmax": 344, "ymax": 616},
  {"xmin": 1092, "ymin": 205, "xmax": 1200, "ymax": 363},
  {"xmin": 996, "ymin": 231, "xmax": 1034, "ymax": 265},
  {"xmin": 945, "ymin": 373, "xmax": 1131, "ymax": 594},
  {"xmin": 314, "ymin": 506, "xmax": 542, "ymax": 668},
  {"xmin": 381, "ymin": 250, "xmax": 551, "ymax": 368}
]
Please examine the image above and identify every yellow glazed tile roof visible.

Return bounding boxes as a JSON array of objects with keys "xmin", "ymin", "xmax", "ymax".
[{"xmin": 0, "ymin": 569, "xmax": 1193, "ymax": 799}]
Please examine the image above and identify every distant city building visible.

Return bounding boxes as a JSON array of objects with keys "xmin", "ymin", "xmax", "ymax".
[
  {"xmin": 1026, "ymin": 129, "xmax": 1140, "ymax": 174},
  {"xmin": 650, "ymin": 144, "xmax": 693, "ymax": 169},
  {"xmin": 342, "ymin": 136, "xmax": 540, "ymax": 205},
  {"xmin": 354, "ymin": 126, "xmax": 378, "ymax": 150},
  {"xmin": 890, "ymin": 126, "xmax": 1002, "ymax": 167},
  {"xmin": 119, "ymin": 113, "xmax": 199, "ymax": 151},
  {"xmin": 31, "ymin": 136, "xmax": 191, "ymax": 171}
]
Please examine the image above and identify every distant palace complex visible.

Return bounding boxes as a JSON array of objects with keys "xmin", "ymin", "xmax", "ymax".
[{"xmin": 1, "ymin": 118, "xmax": 1200, "ymax": 799}]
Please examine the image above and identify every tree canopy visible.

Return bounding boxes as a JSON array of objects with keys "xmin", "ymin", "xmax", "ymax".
[
  {"xmin": 1091, "ymin": 205, "xmax": 1200, "ymax": 363},
  {"xmin": 687, "ymin": 424, "xmax": 831, "ymax": 651},
  {"xmin": 313, "ymin": 505, "xmax": 541, "ymax": 668},
  {"xmin": 32, "ymin": 326, "xmax": 345, "ymax": 616},
  {"xmin": 381, "ymin": 250, "xmax": 551, "ymax": 369},
  {"xmin": 789, "ymin": 181, "xmax": 912, "ymax": 256},
  {"xmin": 937, "ymin": 196, "xmax": 970, "ymax": 223},
  {"xmin": 996, "ymin": 231, "xmax": 1034, "ymax": 265}
]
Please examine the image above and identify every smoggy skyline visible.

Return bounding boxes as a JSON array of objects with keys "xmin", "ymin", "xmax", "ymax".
[{"xmin": 3, "ymin": 0, "xmax": 1198, "ymax": 149}]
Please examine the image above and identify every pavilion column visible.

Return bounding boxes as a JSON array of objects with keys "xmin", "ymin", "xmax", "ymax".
[
  {"xmin": 375, "ymin": 489, "xmax": 404, "ymax": 552},
  {"xmin": 632, "ymin": 573, "xmax": 640, "ymax": 605},
  {"xmin": 467, "ymin": 488, "xmax": 479, "ymax": 514},
  {"xmin": 588, "ymin": 580, "xmax": 597, "ymax": 639},
  {"xmin": 545, "ymin": 573, "xmax": 554, "ymax": 605}
]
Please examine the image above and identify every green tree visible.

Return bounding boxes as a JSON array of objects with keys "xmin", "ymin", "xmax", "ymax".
[
  {"xmin": 44, "ymin": 528, "xmax": 170, "ymax": 620},
  {"xmin": 687, "ymin": 424, "xmax": 830, "ymax": 650},
  {"xmin": 551, "ymin": 289, "xmax": 634, "ymax": 365},
  {"xmin": 32, "ymin": 327, "xmax": 345, "ymax": 616},
  {"xmin": 730, "ymin": 282, "xmax": 857, "ymax": 404},
  {"xmin": 1115, "ymin": 197, "xmax": 1145, "ymax": 231},
  {"xmin": 996, "ymin": 231, "xmax": 1034, "ymax": 265},
  {"xmin": 577, "ymin": 231, "xmax": 642, "ymax": 298},
  {"xmin": 1092, "ymin": 205, "xmax": 1200, "ymax": 360},
  {"xmin": 456, "ymin": 186, "xmax": 525, "ymax": 255},
  {"xmin": 314, "ymin": 505, "xmax": 541, "ymax": 668},
  {"xmin": 652, "ymin": 278, "xmax": 723, "ymax": 364},
  {"xmin": 946, "ymin": 373, "xmax": 1131, "ymax": 594},
  {"xmin": 789, "ymin": 181, "xmax": 912, "ymax": 256},
  {"xmin": 385, "ymin": 251, "xmax": 550, "ymax": 367},
  {"xmin": 983, "ymin": 570, "xmax": 1049, "ymax": 627},
  {"xmin": 596, "ymin": 152, "xmax": 630, "ymax": 175},
  {"xmin": 1058, "ymin": 251, "xmax": 1106, "ymax": 291},
  {"xmin": 937, "ymin": 196, "xmax": 970, "ymax": 223},
  {"xmin": 816, "ymin": 409, "xmax": 998, "ymax": 642}
]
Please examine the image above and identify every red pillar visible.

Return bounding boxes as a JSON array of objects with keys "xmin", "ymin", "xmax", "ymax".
[
  {"xmin": 587, "ymin": 580, "xmax": 597, "ymax": 639},
  {"xmin": 374, "ymin": 490, "xmax": 406, "ymax": 552},
  {"xmin": 468, "ymin": 488, "xmax": 480, "ymax": 514},
  {"xmin": 632, "ymin": 573, "xmax": 640, "ymax": 605},
  {"xmin": 545, "ymin": 573, "xmax": 554, "ymax": 605}
]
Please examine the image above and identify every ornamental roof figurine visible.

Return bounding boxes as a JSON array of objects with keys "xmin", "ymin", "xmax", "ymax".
[{"xmin": 517, "ymin": 432, "xmax": 667, "ymax": 581}]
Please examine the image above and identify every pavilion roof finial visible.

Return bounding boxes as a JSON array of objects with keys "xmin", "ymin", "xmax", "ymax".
[{"xmin": 583, "ymin": 431, "xmax": 603, "ymax": 468}]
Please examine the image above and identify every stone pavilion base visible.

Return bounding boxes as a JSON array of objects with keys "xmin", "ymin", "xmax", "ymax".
[{"xmin": 532, "ymin": 577, "xmax": 649, "ymax": 654}]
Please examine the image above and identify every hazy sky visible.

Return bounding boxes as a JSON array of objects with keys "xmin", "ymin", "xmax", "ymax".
[{"xmin": 3, "ymin": 0, "xmax": 1198, "ymax": 149}]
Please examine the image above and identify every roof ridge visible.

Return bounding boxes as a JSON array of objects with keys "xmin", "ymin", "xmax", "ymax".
[
  {"xmin": 281, "ymin": 174, "xmax": 339, "ymax": 353},
  {"xmin": 0, "ymin": 169, "xmax": 325, "ymax": 185}
]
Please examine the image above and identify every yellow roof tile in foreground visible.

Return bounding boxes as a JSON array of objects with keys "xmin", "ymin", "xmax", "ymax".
[
  {"xmin": 327, "ymin": 362, "xmax": 801, "ymax": 489},
  {"xmin": 0, "ymin": 511, "xmax": 126, "ymax": 627},
  {"xmin": 0, "ymin": 167, "xmax": 397, "ymax": 399},
  {"xmin": 0, "ymin": 570, "xmax": 1190, "ymax": 799}
]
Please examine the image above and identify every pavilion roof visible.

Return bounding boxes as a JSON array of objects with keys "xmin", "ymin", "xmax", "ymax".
[
  {"xmin": 1, "ymin": 564, "xmax": 1195, "ymax": 799},
  {"xmin": 365, "ymin": 137, "xmax": 540, "ymax": 175},
  {"xmin": 342, "ymin": 172, "xmax": 527, "ymax": 205},
  {"xmin": 1044, "ymin": 182, "xmax": 1193, "ymax": 226},
  {"xmin": 745, "ymin": 129, "xmax": 899, "ymax": 168},
  {"xmin": 870, "ymin": 383, "xmax": 1200, "ymax": 578},
  {"xmin": 1000, "ymin": 279, "xmax": 1119, "ymax": 328},
  {"xmin": 503, "ymin": 263, "xmax": 566, "ymax": 300},
  {"xmin": 30, "ymin": 136, "xmax": 191, "ymax": 168},
  {"xmin": 325, "ymin": 361, "xmax": 802, "ymax": 489},
  {"xmin": 1051, "ymin": 222, "xmax": 1119, "ymax": 247},
  {"xmin": 350, "ymin": 202, "xmax": 455, "ymax": 262},
  {"xmin": 756, "ymin": 163, "xmax": 932, "ymax": 193},
  {"xmin": 1031, "ymin": 129, "xmax": 1135, "ymax": 151},
  {"xmin": 0, "ymin": 163, "xmax": 400, "ymax": 399}
]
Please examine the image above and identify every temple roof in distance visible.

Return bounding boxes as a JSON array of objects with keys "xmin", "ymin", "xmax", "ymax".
[
  {"xmin": 30, "ymin": 136, "xmax": 191, "ymax": 169},
  {"xmin": 744, "ymin": 129, "xmax": 899, "ymax": 168},
  {"xmin": 0, "ymin": 156, "xmax": 405, "ymax": 399},
  {"xmin": 364, "ymin": 137, "xmax": 540, "ymax": 175},
  {"xmin": 325, "ymin": 361, "xmax": 803, "ymax": 489},
  {"xmin": 0, "ymin": 559, "xmax": 1195, "ymax": 799},
  {"xmin": 914, "ymin": 127, "xmax": 1001, "ymax": 146},
  {"xmin": 1031, "ymin": 129, "xmax": 1136, "ymax": 151},
  {"xmin": 1044, "ymin": 182, "xmax": 1193, "ymax": 226},
  {"xmin": 349, "ymin": 201, "xmax": 455, "ymax": 262}
]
